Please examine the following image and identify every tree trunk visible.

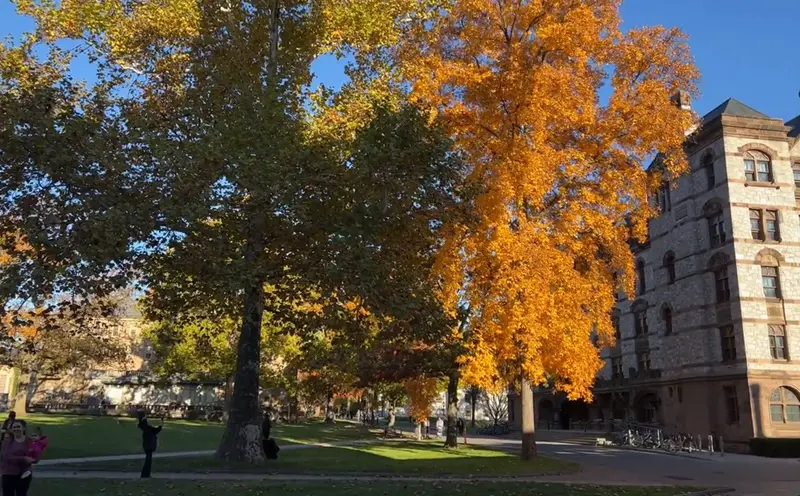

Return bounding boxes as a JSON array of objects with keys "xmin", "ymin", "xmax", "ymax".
[
  {"xmin": 520, "ymin": 378, "xmax": 537, "ymax": 460},
  {"xmin": 444, "ymin": 371, "xmax": 459, "ymax": 448},
  {"xmin": 470, "ymin": 394, "xmax": 477, "ymax": 428},
  {"xmin": 416, "ymin": 421, "xmax": 422, "ymax": 441},
  {"xmin": 325, "ymin": 393, "xmax": 335, "ymax": 424},
  {"xmin": 222, "ymin": 374, "xmax": 235, "ymax": 421},
  {"xmin": 215, "ymin": 229, "xmax": 266, "ymax": 463}
]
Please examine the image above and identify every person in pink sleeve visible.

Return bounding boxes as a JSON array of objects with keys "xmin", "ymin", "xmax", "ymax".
[
  {"xmin": 0, "ymin": 421, "xmax": 36, "ymax": 496},
  {"xmin": 19, "ymin": 428, "xmax": 47, "ymax": 480}
]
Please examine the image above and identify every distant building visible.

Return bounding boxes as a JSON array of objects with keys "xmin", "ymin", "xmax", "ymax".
[
  {"xmin": 517, "ymin": 97, "xmax": 800, "ymax": 451},
  {"xmin": 1, "ymin": 306, "xmax": 225, "ymax": 413}
]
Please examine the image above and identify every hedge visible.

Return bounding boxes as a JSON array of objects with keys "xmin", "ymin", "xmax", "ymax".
[{"xmin": 749, "ymin": 437, "xmax": 800, "ymax": 457}]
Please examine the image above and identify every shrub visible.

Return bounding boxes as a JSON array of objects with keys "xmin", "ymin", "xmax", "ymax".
[{"xmin": 749, "ymin": 438, "xmax": 800, "ymax": 457}]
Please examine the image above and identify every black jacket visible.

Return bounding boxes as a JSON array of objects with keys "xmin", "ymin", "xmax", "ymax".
[
  {"xmin": 138, "ymin": 419, "xmax": 162, "ymax": 452},
  {"xmin": 262, "ymin": 415, "xmax": 272, "ymax": 440}
]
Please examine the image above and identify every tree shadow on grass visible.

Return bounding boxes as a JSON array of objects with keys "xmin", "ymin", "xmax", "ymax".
[{"xmin": 48, "ymin": 441, "xmax": 579, "ymax": 476}]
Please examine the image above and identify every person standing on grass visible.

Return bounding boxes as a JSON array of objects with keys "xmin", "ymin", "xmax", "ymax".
[
  {"xmin": 0, "ymin": 413, "xmax": 16, "ymax": 444},
  {"xmin": 0, "ymin": 421, "xmax": 38, "ymax": 496},
  {"xmin": 137, "ymin": 412, "xmax": 163, "ymax": 479}
]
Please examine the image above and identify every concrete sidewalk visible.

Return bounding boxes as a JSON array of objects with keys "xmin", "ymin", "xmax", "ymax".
[
  {"xmin": 38, "ymin": 439, "xmax": 383, "ymax": 466},
  {"xmin": 31, "ymin": 469, "xmax": 726, "ymax": 489}
]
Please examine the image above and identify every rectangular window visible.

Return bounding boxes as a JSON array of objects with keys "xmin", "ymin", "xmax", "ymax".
[
  {"xmin": 750, "ymin": 209, "xmax": 763, "ymax": 239},
  {"xmin": 794, "ymin": 165, "xmax": 800, "ymax": 198},
  {"xmin": 720, "ymin": 325, "xmax": 737, "ymax": 362},
  {"xmin": 745, "ymin": 159, "xmax": 756, "ymax": 181},
  {"xmin": 769, "ymin": 325, "xmax": 788, "ymax": 360},
  {"xmin": 724, "ymin": 386, "xmax": 740, "ymax": 424},
  {"xmin": 765, "ymin": 210, "xmax": 779, "ymax": 241},
  {"xmin": 613, "ymin": 317, "xmax": 621, "ymax": 342},
  {"xmin": 715, "ymin": 267, "xmax": 731, "ymax": 303},
  {"xmin": 788, "ymin": 406, "xmax": 800, "ymax": 423},
  {"xmin": 762, "ymin": 266, "xmax": 780, "ymax": 299},
  {"xmin": 611, "ymin": 357, "xmax": 623, "ymax": 379},
  {"xmin": 637, "ymin": 352, "xmax": 651, "ymax": 372},
  {"xmin": 709, "ymin": 213, "xmax": 725, "ymax": 247},
  {"xmin": 758, "ymin": 161, "xmax": 771, "ymax": 182},
  {"xmin": 635, "ymin": 311, "xmax": 648, "ymax": 336}
]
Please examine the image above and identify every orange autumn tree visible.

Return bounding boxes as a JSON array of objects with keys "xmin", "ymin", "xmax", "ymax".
[
  {"xmin": 404, "ymin": 376, "xmax": 441, "ymax": 440},
  {"xmin": 400, "ymin": 0, "xmax": 699, "ymax": 459}
]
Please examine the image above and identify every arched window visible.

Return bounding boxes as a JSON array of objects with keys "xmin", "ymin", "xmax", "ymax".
[
  {"xmin": 636, "ymin": 259, "xmax": 646, "ymax": 295},
  {"xmin": 702, "ymin": 150, "xmax": 715, "ymax": 191},
  {"xmin": 663, "ymin": 251, "xmax": 676, "ymax": 285},
  {"xmin": 744, "ymin": 150, "xmax": 772, "ymax": 182},
  {"xmin": 770, "ymin": 387, "xmax": 800, "ymax": 423},
  {"xmin": 661, "ymin": 305, "xmax": 673, "ymax": 335}
]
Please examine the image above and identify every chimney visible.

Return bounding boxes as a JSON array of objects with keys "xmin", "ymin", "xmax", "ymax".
[{"xmin": 671, "ymin": 90, "xmax": 691, "ymax": 111}]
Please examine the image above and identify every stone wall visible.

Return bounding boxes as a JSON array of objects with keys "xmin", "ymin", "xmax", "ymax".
[{"xmin": 597, "ymin": 105, "xmax": 800, "ymax": 444}]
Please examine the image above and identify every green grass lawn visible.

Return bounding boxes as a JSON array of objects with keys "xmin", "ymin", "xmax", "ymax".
[
  {"xmin": 31, "ymin": 479, "xmax": 698, "ymax": 496},
  {"xmin": 7, "ymin": 414, "xmax": 378, "ymax": 459},
  {"xmin": 51, "ymin": 441, "xmax": 580, "ymax": 476}
]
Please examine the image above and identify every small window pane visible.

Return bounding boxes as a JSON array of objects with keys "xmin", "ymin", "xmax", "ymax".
[
  {"xmin": 787, "ymin": 405, "xmax": 800, "ymax": 423},
  {"xmin": 771, "ymin": 389, "xmax": 782, "ymax": 402},
  {"xmin": 784, "ymin": 388, "xmax": 800, "ymax": 404},
  {"xmin": 771, "ymin": 404, "xmax": 784, "ymax": 422}
]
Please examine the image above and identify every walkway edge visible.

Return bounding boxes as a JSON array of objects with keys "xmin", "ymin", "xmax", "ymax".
[
  {"xmin": 680, "ymin": 489, "xmax": 735, "ymax": 496},
  {"xmin": 34, "ymin": 470, "xmax": 721, "ymax": 488}
]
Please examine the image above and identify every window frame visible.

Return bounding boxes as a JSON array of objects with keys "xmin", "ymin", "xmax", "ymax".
[
  {"xmin": 662, "ymin": 306, "xmax": 673, "ymax": 336},
  {"xmin": 744, "ymin": 150, "xmax": 772, "ymax": 183},
  {"xmin": 636, "ymin": 259, "xmax": 646, "ymax": 295},
  {"xmin": 702, "ymin": 153, "xmax": 715, "ymax": 191},
  {"xmin": 793, "ymin": 163, "xmax": 800, "ymax": 199},
  {"xmin": 770, "ymin": 387, "xmax": 800, "ymax": 424},
  {"xmin": 723, "ymin": 385, "xmax": 740, "ymax": 424},
  {"xmin": 708, "ymin": 212, "xmax": 726, "ymax": 248},
  {"xmin": 768, "ymin": 325, "xmax": 788, "ymax": 361},
  {"xmin": 663, "ymin": 252, "xmax": 676, "ymax": 285},
  {"xmin": 750, "ymin": 209, "xmax": 763, "ymax": 240},
  {"xmin": 637, "ymin": 352, "xmax": 651, "ymax": 373},
  {"xmin": 634, "ymin": 309, "xmax": 648, "ymax": 337},
  {"xmin": 611, "ymin": 357, "xmax": 624, "ymax": 380},
  {"xmin": 765, "ymin": 210, "xmax": 780, "ymax": 241},
  {"xmin": 715, "ymin": 266, "xmax": 731, "ymax": 303},
  {"xmin": 720, "ymin": 325, "xmax": 737, "ymax": 362},
  {"xmin": 761, "ymin": 265, "xmax": 781, "ymax": 299}
]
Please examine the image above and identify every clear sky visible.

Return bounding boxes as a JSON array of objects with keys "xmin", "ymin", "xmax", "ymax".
[{"xmin": 2, "ymin": 0, "xmax": 798, "ymax": 121}]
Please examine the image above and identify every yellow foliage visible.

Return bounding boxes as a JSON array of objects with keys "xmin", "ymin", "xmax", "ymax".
[
  {"xmin": 404, "ymin": 376, "xmax": 440, "ymax": 422},
  {"xmin": 400, "ymin": 1, "xmax": 700, "ymax": 401}
]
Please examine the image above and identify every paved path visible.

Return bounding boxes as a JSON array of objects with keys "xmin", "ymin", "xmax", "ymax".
[
  {"xmin": 38, "ymin": 430, "xmax": 800, "ymax": 495},
  {"xmin": 463, "ymin": 433, "xmax": 800, "ymax": 496},
  {"xmin": 38, "ymin": 439, "xmax": 380, "ymax": 466},
  {"xmin": 32, "ymin": 470, "xmax": 712, "ymax": 488}
]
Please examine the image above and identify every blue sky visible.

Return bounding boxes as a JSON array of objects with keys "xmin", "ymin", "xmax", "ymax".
[{"xmin": 2, "ymin": 0, "xmax": 798, "ymax": 121}]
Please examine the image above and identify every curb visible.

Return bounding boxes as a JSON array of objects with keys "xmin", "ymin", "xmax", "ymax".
[
  {"xmin": 680, "ymin": 489, "xmax": 735, "ymax": 496},
  {"xmin": 608, "ymin": 445, "xmax": 717, "ymax": 462}
]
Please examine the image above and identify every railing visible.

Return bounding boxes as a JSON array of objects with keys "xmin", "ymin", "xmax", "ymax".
[{"xmin": 601, "ymin": 420, "xmax": 724, "ymax": 455}]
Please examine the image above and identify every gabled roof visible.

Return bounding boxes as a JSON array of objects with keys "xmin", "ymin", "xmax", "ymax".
[
  {"xmin": 787, "ymin": 114, "xmax": 800, "ymax": 139},
  {"xmin": 702, "ymin": 98, "xmax": 772, "ymax": 123}
]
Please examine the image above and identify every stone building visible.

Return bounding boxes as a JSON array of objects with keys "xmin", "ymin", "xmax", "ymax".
[{"xmin": 586, "ymin": 98, "xmax": 800, "ymax": 450}]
